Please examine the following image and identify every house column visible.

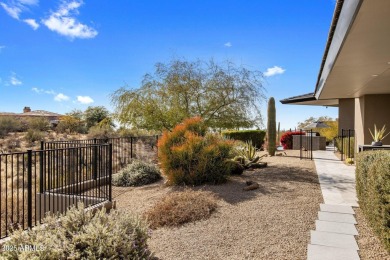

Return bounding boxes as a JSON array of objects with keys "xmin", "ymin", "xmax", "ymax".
[{"xmin": 355, "ymin": 94, "xmax": 390, "ymax": 150}]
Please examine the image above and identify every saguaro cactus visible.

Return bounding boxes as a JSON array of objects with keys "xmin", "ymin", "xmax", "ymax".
[
  {"xmin": 277, "ymin": 122, "xmax": 280, "ymax": 146},
  {"xmin": 267, "ymin": 97, "xmax": 276, "ymax": 156}
]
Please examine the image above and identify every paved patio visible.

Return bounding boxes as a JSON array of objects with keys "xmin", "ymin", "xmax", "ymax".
[{"xmin": 307, "ymin": 148, "xmax": 360, "ymax": 260}]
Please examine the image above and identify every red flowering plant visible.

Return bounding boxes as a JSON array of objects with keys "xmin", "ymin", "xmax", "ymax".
[{"xmin": 280, "ymin": 131, "xmax": 305, "ymax": 149}]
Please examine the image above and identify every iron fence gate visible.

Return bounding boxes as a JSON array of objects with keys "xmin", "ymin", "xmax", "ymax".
[
  {"xmin": 299, "ymin": 129, "xmax": 313, "ymax": 160},
  {"xmin": 0, "ymin": 143, "xmax": 112, "ymax": 239}
]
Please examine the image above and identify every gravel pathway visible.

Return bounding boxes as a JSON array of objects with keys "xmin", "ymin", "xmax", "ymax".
[{"xmin": 114, "ymin": 150, "xmax": 322, "ymax": 260}]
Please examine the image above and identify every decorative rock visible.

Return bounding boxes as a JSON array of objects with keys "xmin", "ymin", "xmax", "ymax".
[{"xmin": 243, "ymin": 181, "xmax": 259, "ymax": 191}]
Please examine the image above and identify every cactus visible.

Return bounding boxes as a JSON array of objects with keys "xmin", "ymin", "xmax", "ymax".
[
  {"xmin": 277, "ymin": 122, "xmax": 280, "ymax": 146},
  {"xmin": 239, "ymin": 141, "xmax": 257, "ymax": 161},
  {"xmin": 267, "ymin": 97, "xmax": 276, "ymax": 156}
]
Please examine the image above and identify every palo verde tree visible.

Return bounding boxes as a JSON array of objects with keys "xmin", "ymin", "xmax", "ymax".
[
  {"xmin": 84, "ymin": 106, "xmax": 111, "ymax": 129},
  {"xmin": 111, "ymin": 58, "xmax": 266, "ymax": 131}
]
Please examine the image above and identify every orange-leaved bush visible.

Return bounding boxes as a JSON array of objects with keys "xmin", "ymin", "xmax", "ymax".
[{"xmin": 158, "ymin": 117, "xmax": 234, "ymax": 185}]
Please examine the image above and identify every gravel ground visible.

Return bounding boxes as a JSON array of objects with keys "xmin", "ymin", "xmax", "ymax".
[
  {"xmin": 355, "ymin": 207, "xmax": 390, "ymax": 260},
  {"xmin": 114, "ymin": 150, "xmax": 323, "ymax": 260}
]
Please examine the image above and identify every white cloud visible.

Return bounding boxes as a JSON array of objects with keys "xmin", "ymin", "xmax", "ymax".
[
  {"xmin": 0, "ymin": 45, "xmax": 5, "ymax": 53},
  {"xmin": 54, "ymin": 93, "xmax": 69, "ymax": 102},
  {"xmin": 32, "ymin": 87, "xmax": 41, "ymax": 93},
  {"xmin": 0, "ymin": 2, "xmax": 22, "ymax": 19},
  {"xmin": 264, "ymin": 66, "xmax": 286, "ymax": 77},
  {"xmin": 18, "ymin": 0, "xmax": 38, "ymax": 5},
  {"xmin": 224, "ymin": 42, "xmax": 232, "ymax": 47},
  {"xmin": 77, "ymin": 95, "xmax": 94, "ymax": 104},
  {"xmin": 1, "ymin": 1, "xmax": 40, "ymax": 31},
  {"xmin": 10, "ymin": 74, "xmax": 22, "ymax": 86},
  {"xmin": 42, "ymin": 0, "xmax": 98, "ymax": 39},
  {"xmin": 23, "ymin": 18, "xmax": 39, "ymax": 29},
  {"xmin": 45, "ymin": 89, "xmax": 55, "ymax": 95}
]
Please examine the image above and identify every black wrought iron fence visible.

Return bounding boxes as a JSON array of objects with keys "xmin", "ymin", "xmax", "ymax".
[
  {"xmin": 0, "ymin": 144, "xmax": 112, "ymax": 239},
  {"xmin": 334, "ymin": 129, "xmax": 355, "ymax": 161},
  {"xmin": 43, "ymin": 136, "xmax": 159, "ymax": 175},
  {"xmin": 299, "ymin": 129, "xmax": 313, "ymax": 160}
]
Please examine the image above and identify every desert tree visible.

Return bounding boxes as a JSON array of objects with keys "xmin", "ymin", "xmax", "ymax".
[
  {"xmin": 111, "ymin": 59, "xmax": 266, "ymax": 131},
  {"xmin": 84, "ymin": 106, "xmax": 111, "ymax": 129}
]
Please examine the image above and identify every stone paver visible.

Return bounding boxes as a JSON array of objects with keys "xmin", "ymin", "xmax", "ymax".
[
  {"xmin": 307, "ymin": 244, "xmax": 360, "ymax": 260},
  {"xmin": 318, "ymin": 211, "xmax": 357, "ymax": 224},
  {"xmin": 315, "ymin": 220, "xmax": 358, "ymax": 235},
  {"xmin": 307, "ymin": 148, "xmax": 360, "ymax": 259},
  {"xmin": 320, "ymin": 204, "xmax": 355, "ymax": 214},
  {"xmin": 310, "ymin": 231, "xmax": 359, "ymax": 249},
  {"xmin": 313, "ymin": 150, "xmax": 358, "ymax": 207}
]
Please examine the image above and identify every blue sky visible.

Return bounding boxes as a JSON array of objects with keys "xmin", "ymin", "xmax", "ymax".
[{"xmin": 0, "ymin": 0, "xmax": 338, "ymax": 130}]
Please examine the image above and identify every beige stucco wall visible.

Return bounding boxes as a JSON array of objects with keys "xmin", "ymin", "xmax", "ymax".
[
  {"xmin": 338, "ymin": 98, "xmax": 355, "ymax": 135},
  {"xmin": 354, "ymin": 94, "xmax": 390, "ymax": 148}
]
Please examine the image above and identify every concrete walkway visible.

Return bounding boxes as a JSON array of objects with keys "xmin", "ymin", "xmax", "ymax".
[{"xmin": 307, "ymin": 148, "xmax": 360, "ymax": 260}]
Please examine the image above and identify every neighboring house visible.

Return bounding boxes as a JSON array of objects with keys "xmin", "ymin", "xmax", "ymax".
[
  {"xmin": 0, "ymin": 107, "xmax": 63, "ymax": 126},
  {"xmin": 281, "ymin": 0, "xmax": 390, "ymax": 150}
]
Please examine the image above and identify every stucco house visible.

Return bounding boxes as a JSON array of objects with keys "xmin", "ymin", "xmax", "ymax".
[
  {"xmin": 281, "ymin": 0, "xmax": 390, "ymax": 151},
  {"xmin": 0, "ymin": 107, "xmax": 63, "ymax": 126}
]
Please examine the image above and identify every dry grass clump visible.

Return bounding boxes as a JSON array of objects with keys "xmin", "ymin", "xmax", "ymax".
[{"xmin": 145, "ymin": 190, "xmax": 218, "ymax": 229}]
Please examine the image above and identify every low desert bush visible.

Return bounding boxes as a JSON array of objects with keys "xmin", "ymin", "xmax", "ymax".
[
  {"xmin": 112, "ymin": 160, "xmax": 161, "ymax": 187},
  {"xmin": 27, "ymin": 117, "xmax": 50, "ymax": 131},
  {"xmin": 280, "ymin": 131, "xmax": 305, "ymax": 149},
  {"xmin": 87, "ymin": 125, "xmax": 115, "ymax": 139},
  {"xmin": 1, "ymin": 135, "xmax": 21, "ymax": 153},
  {"xmin": 145, "ymin": 190, "xmax": 218, "ymax": 228},
  {"xmin": 158, "ymin": 117, "xmax": 235, "ymax": 185},
  {"xmin": 221, "ymin": 130, "xmax": 266, "ymax": 149},
  {"xmin": 356, "ymin": 151, "xmax": 390, "ymax": 252},
  {"xmin": 0, "ymin": 117, "xmax": 24, "ymax": 138},
  {"xmin": 56, "ymin": 115, "xmax": 87, "ymax": 134},
  {"xmin": 24, "ymin": 129, "xmax": 45, "ymax": 144},
  {"xmin": 224, "ymin": 159, "xmax": 245, "ymax": 175},
  {"xmin": 0, "ymin": 203, "xmax": 154, "ymax": 259}
]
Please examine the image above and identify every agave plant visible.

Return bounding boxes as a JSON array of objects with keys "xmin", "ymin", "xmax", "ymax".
[
  {"xmin": 237, "ymin": 141, "xmax": 257, "ymax": 161},
  {"xmin": 369, "ymin": 124, "xmax": 390, "ymax": 142}
]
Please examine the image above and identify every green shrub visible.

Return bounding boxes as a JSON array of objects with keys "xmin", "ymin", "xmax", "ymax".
[
  {"xmin": 335, "ymin": 137, "xmax": 355, "ymax": 158},
  {"xmin": 112, "ymin": 160, "xmax": 161, "ymax": 186},
  {"xmin": 158, "ymin": 117, "xmax": 235, "ymax": 185},
  {"xmin": 225, "ymin": 160, "xmax": 245, "ymax": 175},
  {"xmin": 356, "ymin": 151, "xmax": 390, "ymax": 251},
  {"xmin": 0, "ymin": 117, "xmax": 24, "ymax": 138},
  {"xmin": 221, "ymin": 130, "xmax": 266, "ymax": 149},
  {"xmin": 24, "ymin": 129, "xmax": 45, "ymax": 144},
  {"xmin": 88, "ymin": 125, "xmax": 115, "ymax": 139},
  {"xmin": 27, "ymin": 117, "xmax": 50, "ymax": 131},
  {"xmin": 1, "ymin": 203, "xmax": 154, "ymax": 259},
  {"xmin": 56, "ymin": 115, "xmax": 87, "ymax": 134}
]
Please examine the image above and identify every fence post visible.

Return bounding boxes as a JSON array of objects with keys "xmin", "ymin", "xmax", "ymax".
[
  {"xmin": 93, "ymin": 145, "xmax": 98, "ymax": 180},
  {"xmin": 40, "ymin": 141, "xmax": 44, "ymax": 150},
  {"xmin": 310, "ymin": 129, "xmax": 313, "ymax": 160},
  {"xmin": 108, "ymin": 143, "xmax": 112, "ymax": 202},
  {"xmin": 348, "ymin": 129, "xmax": 351, "ymax": 160},
  {"xmin": 27, "ymin": 150, "xmax": 33, "ymax": 228},
  {"xmin": 39, "ymin": 150, "xmax": 44, "ymax": 193},
  {"xmin": 300, "ymin": 129, "xmax": 302, "ymax": 160}
]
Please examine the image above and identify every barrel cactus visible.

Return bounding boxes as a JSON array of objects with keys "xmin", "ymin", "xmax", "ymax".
[{"xmin": 267, "ymin": 97, "xmax": 276, "ymax": 156}]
